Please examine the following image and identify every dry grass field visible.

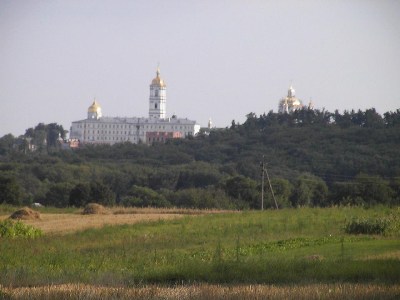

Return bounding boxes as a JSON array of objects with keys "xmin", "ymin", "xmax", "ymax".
[
  {"xmin": 0, "ymin": 206, "xmax": 230, "ymax": 234},
  {"xmin": 0, "ymin": 212, "xmax": 181, "ymax": 235},
  {"xmin": 2, "ymin": 283, "xmax": 399, "ymax": 299},
  {"xmin": 11, "ymin": 213, "xmax": 183, "ymax": 234}
]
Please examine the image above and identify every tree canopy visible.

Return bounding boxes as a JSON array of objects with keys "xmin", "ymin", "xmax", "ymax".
[{"xmin": 0, "ymin": 107, "xmax": 399, "ymax": 209}]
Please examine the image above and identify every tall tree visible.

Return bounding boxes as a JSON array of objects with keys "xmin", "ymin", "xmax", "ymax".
[
  {"xmin": 0, "ymin": 175, "xmax": 21, "ymax": 205},
  {"xmin": 69, "ymin": 183, "xmax": 91, "ymax": 207},
  {"xmin": 90, "ymin": 182, "xmax": 115, "ymax": 206},
  {"xmin": 0, "ymin": 134, "xmax": 15, "ymax": 155},
  {"xmin": 291, "ymin": 174, "xmax": 328, "ymax": 207}
]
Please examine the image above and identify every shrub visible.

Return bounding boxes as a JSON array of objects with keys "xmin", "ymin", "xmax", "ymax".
[
  {"xmin": 123, "ymin": 185, "xmax": 171, "ymax": 207},
  {"xmin": 0, "ymin": 219, "xmax": 42, "ymax": 238},
  {"xmin": 344, "ymin": 218, "xmax": 389, "ymax": 235}
]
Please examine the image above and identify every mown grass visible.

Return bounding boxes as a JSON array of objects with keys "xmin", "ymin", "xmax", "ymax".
[{"xmin": 0, "ymin": 206, "xmax": 399, "ymax": 288}]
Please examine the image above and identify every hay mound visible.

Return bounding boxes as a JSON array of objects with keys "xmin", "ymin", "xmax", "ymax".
[
  {"xmin": 9, "ymin": 207, "xmax": 41, "ymax": 220},
  {"xmin": 82, "ymin": 203, "xmax": 107, "ymax": 215},
  {"xmin": 306, "ymin": 254, "xmax": 324, "ymax": 261}
]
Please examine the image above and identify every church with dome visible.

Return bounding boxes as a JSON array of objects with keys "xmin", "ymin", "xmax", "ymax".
[
  {"xmin": 278, "ymin": 85, "xmax": 304, "ymax": 113},
  {"xmin": 69, "ymin": 68, "xmax": 200, "ymax": 145}
]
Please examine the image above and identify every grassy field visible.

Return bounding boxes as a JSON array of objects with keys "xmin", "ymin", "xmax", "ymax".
[{"xmin": 0, "ymin": 206, "xmax": 399, "ymax": 298}]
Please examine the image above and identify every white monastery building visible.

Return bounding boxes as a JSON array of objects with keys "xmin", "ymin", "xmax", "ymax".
[{"xmin": 70, "ymin": 68, "xmax": 200, "ymax": 145}]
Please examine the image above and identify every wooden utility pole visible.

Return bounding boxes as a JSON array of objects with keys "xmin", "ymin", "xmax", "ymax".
[
  {"xmin": 261, "ymin": 155, "xmax": 278, "ymax": 210},
  {"xmin": 260, "ymin": 156, "xmax": 265, "ymax": 211},
  {"xmin": 265, "ymin": 163, "xmax": 278, "ymax": 209}
]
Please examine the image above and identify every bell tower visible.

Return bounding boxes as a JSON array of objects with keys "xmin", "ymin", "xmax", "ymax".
[{"xmin": 149, "ymin": 67, "xmax": 166, "ymax": 119}]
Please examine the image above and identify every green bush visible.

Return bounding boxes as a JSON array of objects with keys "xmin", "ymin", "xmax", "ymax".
[
  {"xmin": 0, "ymin": 219, "xmax": 42, "ymax": 239},
  {"xmin": 344, "ymin": 218, "xmax": 389, "ymax": 235}
]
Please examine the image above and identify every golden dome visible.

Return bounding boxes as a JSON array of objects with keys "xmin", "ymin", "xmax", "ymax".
[
  {"xmin": 292, "ymin": 98, "xmax": 301, "ymax": 106},
  {"xmin": 151, "ymin": 67, "xmax": 166, "ymax": 87},
  {"xmin": 88, "ymin": 100, "xmax": 101, "ymax": 113}
]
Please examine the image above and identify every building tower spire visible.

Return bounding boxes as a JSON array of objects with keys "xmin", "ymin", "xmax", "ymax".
[{"xmin": 149, "ymin": 66, "xmax": 167, "ymax": 119}]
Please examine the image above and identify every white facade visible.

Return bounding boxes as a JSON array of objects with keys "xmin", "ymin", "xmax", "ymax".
[
  {"xmin": 70, "ymin": 68, "xmax": 200, "ymax": 145},
  {"xmin": 70, "ymin": 116, "xmax": 199, "ymax": 145}
]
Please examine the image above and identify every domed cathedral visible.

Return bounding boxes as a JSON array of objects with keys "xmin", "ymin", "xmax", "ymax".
[
  {"xmin": 278, "ymin": 85, "xmax": 303, "ymax": 113},
  {"xmin": 69, "ymin": 67, "xmax": 200, "ymax": 145},
  {"xmin": 149, "ymin": 67, "xmax": 167, "ymax": 119}
]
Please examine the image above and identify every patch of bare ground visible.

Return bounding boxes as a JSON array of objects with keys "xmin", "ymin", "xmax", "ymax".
[{"xmin": 2, "ymin": 283, "xmax": 399, "ymax": 299}]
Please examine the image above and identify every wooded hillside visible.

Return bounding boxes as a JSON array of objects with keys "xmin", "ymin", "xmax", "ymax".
[{"xmin": 1, "ymin": 108, "xmax": 399, "ymax": 209}]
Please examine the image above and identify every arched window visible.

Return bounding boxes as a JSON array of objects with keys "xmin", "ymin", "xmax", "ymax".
[
  {"xmin": 155, "ymin": 103, "xmax": 158, "ymax": 109},
  {"xmin": 155, "ymin": 90, "xmax": 159, "ymax": 97}
]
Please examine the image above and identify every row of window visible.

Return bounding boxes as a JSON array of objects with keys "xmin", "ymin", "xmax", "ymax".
[
  {"xmin": 87, "ymin": 136, "xmax": 137, "ymax": 141},
  {"xmin": 85, "ymin": 131, "xmax": 193, "ymax": 136},
  {"xmin": 78, "ymin": 124, "xmax": 134, "ymax": 129},
  {"xmin": 78, "ymin": 124, "xmax": 190, "ymax": 130},
  {"xmin": 84, "ymin": 130, "xmax": 192, "ymax": 135},
  {"xmin": 85, "ymin": 130, "xmax": 139, "ymax": 135},
  {"xmin": 85, "ymin": 132, "xmax": 193, "ymax": 141}
]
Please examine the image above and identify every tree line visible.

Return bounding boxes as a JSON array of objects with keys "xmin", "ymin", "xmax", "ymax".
[{"xmin": 0, "ymin": 108, "xmax": 399, "ymax": 209}]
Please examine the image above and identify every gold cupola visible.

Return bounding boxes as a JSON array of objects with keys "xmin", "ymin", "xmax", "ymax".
[
  {"xmin": 88, "ymin": 100, "xmax": 100, "ymax": 113},
  {"xmin": 151, "ymin": 67, "xmax": 166, "ymax": 87},
  {"xmin": 87, "ymin": 99, "xmax": 102, "ymax": 119}
]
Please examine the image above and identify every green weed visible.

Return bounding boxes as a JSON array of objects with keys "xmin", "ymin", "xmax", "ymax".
[
  {"xmin": 0, "ymin": 219, "xmax": 42, "ymax": 239},
  {"xmin": 344, "ymin": 218, "xmax": 389, "ymax": 235}
]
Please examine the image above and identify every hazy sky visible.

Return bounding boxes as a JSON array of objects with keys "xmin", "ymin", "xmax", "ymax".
[{"xmin": 1, "ymin": 0, "xmax": 399, "ymax": 137}]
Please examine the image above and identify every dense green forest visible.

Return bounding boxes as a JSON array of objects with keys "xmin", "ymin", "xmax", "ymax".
[{"xmin": 1, "ymin": 108, "xmax": 400, "ymax": 209}]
